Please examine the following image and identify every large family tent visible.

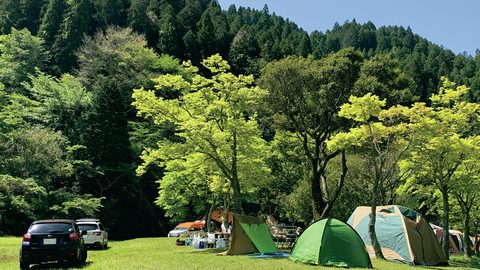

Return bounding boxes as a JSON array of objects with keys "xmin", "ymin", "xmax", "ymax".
[
  {"xmin": 348, "ymin": 205, "xmax": 447, "ymax": 265},
  {"xmin": 290, "ymin": 218, "xmax": 372, "ymax": 268},
  {"xmin": 224, "ymin": 214, "xmax": 277, "ymax": 255}
]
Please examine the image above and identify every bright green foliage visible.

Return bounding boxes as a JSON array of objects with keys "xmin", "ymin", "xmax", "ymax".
[
  {"xmin": 328, "ymin": 93, "xmax": 413, "ymax": 259},
  {"xmin": 398, "ymin": 78, "xmax": 480, "ymax": 258},
  {"xmin": 133, "ymin": 54, "xmax": 271, "ymax": 215},
  {"xmin": 49, "ymin": 193, "xmax": 104, "ymax": 218},
  {"xmin": 0, "ymin": 28, "xmax": 47, "ymax": 90},
  {"xmin": 22, "ymin": 72, "xmax": 93, "ymax": 143},
  {"xmin": 0, "ymin": 174, "xmax": 46, "ymax": 233}
]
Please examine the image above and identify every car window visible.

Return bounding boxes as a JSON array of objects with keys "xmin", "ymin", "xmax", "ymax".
[
  {"xmin": 29, "ymin": 223, "xmax": 73, "ymax": 233},
  {"xmin": 78, "ymin": 224, "xmax": 98, "ymax": 231},
  {"xmin": 99, "ymin": 223, "xmax": 105, "ymax": 231}
]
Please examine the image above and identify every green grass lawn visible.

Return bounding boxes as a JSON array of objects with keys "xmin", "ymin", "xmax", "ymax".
[{"xmin": 1, "ymin": 237, "xmax": 480, "ymax": 269}]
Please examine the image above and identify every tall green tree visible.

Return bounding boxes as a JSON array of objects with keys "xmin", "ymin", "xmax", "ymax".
[
  {"xmin": 450, "ymin": 139, "xmax": 480, "ymax": 257},
  {"xmin": 92, "ymin": 0, "xmax": 128, "ymax": 28},
  {"xmin": 51, "ymin": 0, "xmax": 92, "ymax": 73},
  {"xmin": 38, "ymin": 0, "xmax": 67, "ymax": 47},
  {"xmin": 259, "ymin": 49, "xmax": 363, "ymax": 219},
  {"xmin": 127, "ymin": 0, "xmax": 149, "ymax": 33},
  {"xmin": 327, "ymin": 93, "xmax": 413, "ymax": 259},
  {"xmin": 133, "ymin": 54, "xmax": 271, "ymax": 213},
  {"xmin": 156, "ymin": 2, "xmax": 178, "ymax": 55},
  {"xmin": 399, "ymin": 78, "xmax": 480, "ymax": 258}
]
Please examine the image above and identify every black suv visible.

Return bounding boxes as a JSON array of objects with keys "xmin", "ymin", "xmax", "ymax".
[{"xmin": 19, "ymin": 219, "xmax": 88, "ymax": 269}]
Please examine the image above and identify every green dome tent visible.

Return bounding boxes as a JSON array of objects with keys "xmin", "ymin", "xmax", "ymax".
[{"xmin": 290, "ymin": 218, "xmax": 371, "ymax": 268}]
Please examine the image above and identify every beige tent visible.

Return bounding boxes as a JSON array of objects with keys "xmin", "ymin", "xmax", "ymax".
[
  {"xmin": 430, "ymin": 224, "xmax": 460, "ymax": 255},
  {"xmin": 348, "ymin": 205, "xmax": 447, "ymax": 265}
]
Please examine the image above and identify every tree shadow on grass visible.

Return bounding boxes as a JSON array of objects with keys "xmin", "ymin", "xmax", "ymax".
[
  {"xmin": 29, "ymin": 261, "xmax": 92, "ymax": 269},
  {"xmin": 187, "ymin": 247, "xmax": 227, "ymax": 254},
  {"xmin": 447, "ymin": 256, "xmax": 480, "ymax": 269}
]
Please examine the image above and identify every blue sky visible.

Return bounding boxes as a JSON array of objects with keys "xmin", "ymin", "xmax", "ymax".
[{"xmin": 217, "ymin": 0, "xmax": 480, "ymax": 56}]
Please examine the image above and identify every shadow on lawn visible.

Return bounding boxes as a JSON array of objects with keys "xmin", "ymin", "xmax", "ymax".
[
  {"xmin": 447, "ymin": 256, "xmax": 480, "ymax": 269},
  {"xmin": 187, "ymin": 248, "xmax": 227, "ymax": 254},
  {"xmin": 29, "ymin": 261, "xmax": 92, "ymax": 269}
]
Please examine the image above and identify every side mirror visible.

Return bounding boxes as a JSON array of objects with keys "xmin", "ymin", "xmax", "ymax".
[{"xmin": 81, "ymin": 230, "xmax": 87, "ymax": 235}]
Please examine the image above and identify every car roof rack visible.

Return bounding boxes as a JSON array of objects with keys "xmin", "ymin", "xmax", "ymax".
[{"xmin": 76, "ymin": 218, "xmax": 100, "ymax": 222}]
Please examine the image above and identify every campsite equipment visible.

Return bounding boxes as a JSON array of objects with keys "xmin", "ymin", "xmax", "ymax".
[
  {"xmin": 290, "ymin": 218, "xmax": 371, "ymax": 268},
  {"xmin": 224, "ymin": 214, "xmax": 277, "ymax": 255},
  {"xmin": 348, "ymin": 205, "xmax": 447, "ymax": 265},
  {"xmin": 215, "ymin": 238, "xmax": 229, "ymax": 249}
]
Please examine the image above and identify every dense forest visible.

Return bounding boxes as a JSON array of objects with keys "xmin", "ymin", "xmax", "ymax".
[{"xmin": 1, "ymin": 0, "xmax": 480, "ymax": 251}]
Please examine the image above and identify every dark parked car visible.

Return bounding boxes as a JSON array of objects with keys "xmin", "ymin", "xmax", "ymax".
[{"xmin": 19, "ymin": 219, "xmax": 87, "ymax": 269}]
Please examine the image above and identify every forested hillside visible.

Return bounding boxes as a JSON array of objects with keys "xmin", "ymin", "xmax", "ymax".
[{"xmin": 0, "ymin": 0, "xmax": 479, "ymax": 240}]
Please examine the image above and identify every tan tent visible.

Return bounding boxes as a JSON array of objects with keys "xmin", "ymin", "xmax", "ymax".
[
  {"xmin": 224, "ymin": 214, "xmax": 277, "ymax": 255},
  {"xmin": 430, "ymin": 224, "xmax": 460, "ymax": 255},
  {"xmin": 348, "ymin": 205, "xmax": 447, "ymax": 265},
  {"xmin": 449, "ymin": 229, "xmax": 474, "ymax": 254}
]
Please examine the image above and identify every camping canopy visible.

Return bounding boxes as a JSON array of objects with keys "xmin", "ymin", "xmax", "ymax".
[
  {"xmin": 224, "ymin": 214, "xmax": 277, "ymax": 255},
  {"xmin": 290, "ymin": 218, "xmax": 371, "ymax": 268},
  {"xmin": 348, "ymin": 205, "xmax": 447, "ymax": 266}
]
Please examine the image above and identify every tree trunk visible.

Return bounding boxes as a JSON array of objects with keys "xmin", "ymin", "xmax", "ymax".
[
  {"xmin": 320, "ymin": 151, "xmax": 347, "ymax": 218},
  {"xmin": 231, "ymin": 130, "xmax": 243, "ymax": 214},
  {"xmin": 206, "ymin": 198, "xmax": 216, "ymax": 233},
  {"xmin": 223, "ymin": 193, "xmax": 230, "ymax": 230},
  {"xmin": 441, "ymin": 189, "xmax": 450, "ymax": 260},
  {"xmin": 369, "ymin": 178, "xmax": 385, "ymax": 259},
  {"xmin": 231, "ymin": 177, "xmax": 242, "ymax": 214},
  {"xmin": 463, "ymin": 210, "xmax": 471, "ymax": 257},
  {"xmin": 310, "ymin": 170, "xmax": 324, "ymax": 221}
]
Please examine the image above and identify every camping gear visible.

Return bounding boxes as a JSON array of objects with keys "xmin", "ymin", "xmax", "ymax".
[
  {"xmin": 290, "ymin": 218, "xmax": 371, "ymax": 268},
  {"xmin": 348, "ymin": 205, "xmax": 447, "ymax": 265},
  {"xmin": 266, "ymin": 215, "xmax": 298, "ymax": 250},
  {"xmin": 216, "ymin": 238, "xmax": 229, "ymax": 249},
  {"xmin": 224, "ymin": 214, "xmax": 277, "ymax": 255}
]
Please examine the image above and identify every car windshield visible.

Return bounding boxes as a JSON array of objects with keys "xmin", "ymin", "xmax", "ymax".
[
  {"xmin": 29, "ymin": 223, "xmax": 73, "ymax": 233},
  {"xmin": 174, "ymin": 227, "xmax": 188, "ymax": 231},
  {"xmin": 78, "ymin": 224, "xmax": 98, "ymax": 231}
]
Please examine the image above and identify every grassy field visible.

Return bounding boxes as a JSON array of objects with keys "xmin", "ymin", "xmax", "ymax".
[{"xmin": 1, "ymin": 237, "xmax": 480, "ymax": 269}]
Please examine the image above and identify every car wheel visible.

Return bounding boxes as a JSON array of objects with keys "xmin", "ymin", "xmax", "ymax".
[{"xmin": 19, "ymin": 260, "xmax": 29, "ymax": 270}]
